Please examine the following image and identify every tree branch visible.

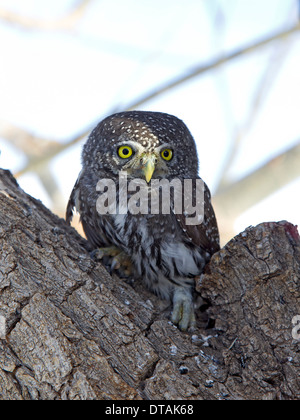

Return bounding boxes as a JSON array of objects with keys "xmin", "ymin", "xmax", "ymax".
[
  {"xmin": 0, "ymin": 169, "xmax": 299, "ymax": 400},
  {"xmin": 212, "ymin": 140, "xmax": 300, "ymax": 243},
  {"xmin": 214, "ymin": 140, "xmax": 300, "ymax": 220},
  {"xmin": 7, "ymin": 24, "xmax": 299, "ymax": 180},
  {"xmin": 215, "ymin": 32, "xmax": 295, "ymax": 192},
  {"xmin": 0, "ymin": 0, "xmax": 92, "ymax": 31},
  {"xmin": 0, "ymin": 120, "xmax": 59, "ymax": 157},
  {"xmin": 0, "ymin": 121, "xmax": 65, "ymax": 214},
  {"xmin": 122, "ymin": 23, "xmax": 300, "ymax": 111}
]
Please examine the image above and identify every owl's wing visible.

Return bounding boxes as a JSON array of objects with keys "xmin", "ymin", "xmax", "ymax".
[
  {"xmin": 66, "ymin": 171, "xmax": 110, "ymax": 249},
  {"xmin": 174, "ymin": 180, "xmax": 220, "ymax": 256},
  {"xmin": 66, "ymin": 176, "xmax": 80, "ymax": 225}
]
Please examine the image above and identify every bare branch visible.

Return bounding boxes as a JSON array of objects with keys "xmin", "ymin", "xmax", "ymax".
[
  {"xmin": 0, "ymin": 121, "xmax": 66, "ymax": 214},
  {"xmin": 215, "ymin": 33, "xmax": 296, "ymax": 192},
  {"xmin": 0, "ymin": 120, "xmax": 59, "ymax": 157},
  {"xmin": 9, "ymin": 24, "xmax": 300, "ymax": 180},
  {"xmin": 0, "ymin": 0, "xmax": 92, "ymax": 31},
  {"xmin": 213, "ymin": 141, "xmax": 300, "ymax": 239},
  {"xmin": 122, "ymin": 23, "xmax": 300, "ymax": 111},
  {"xmin": 13, "ymin": 132, "xmax": 87, "ymax": 179},
  {"xmin": 37, "ymin": 165, "xmax": 66, "ymax": 216}
]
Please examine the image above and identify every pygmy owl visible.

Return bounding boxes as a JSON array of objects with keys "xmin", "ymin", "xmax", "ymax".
[{"xmin": 66, "ymin": 111, "xmax": 220, "ymax": 331}]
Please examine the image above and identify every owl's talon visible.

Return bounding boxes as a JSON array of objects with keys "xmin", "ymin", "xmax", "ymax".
[
  {"xmin": 111, "ymin": 257, "xmax": 121, "ymax": 271},
  {"xmin": 91, "ymin": 246, "xmax": 132, "ymax": 278},
  {"xmin": 91, "ymin": 249, "xmax": 104, "ymax": 260},
  {"xmin": 91, "ymin": 246, "xmax": 121, "ymax": 261},
  {"xmin": 171, "ymin": 287, "xmax": 196, "ymax": 332}
]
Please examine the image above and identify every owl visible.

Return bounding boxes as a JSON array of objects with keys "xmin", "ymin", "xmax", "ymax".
[{"xmin": 66, "ymin": 111, "xmax": 220, "ymax": 331}]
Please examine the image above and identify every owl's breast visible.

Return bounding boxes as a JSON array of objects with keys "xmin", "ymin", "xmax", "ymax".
[{"xmin": 111, "ymin": 212, "xmax": 206, "ymax": 293}]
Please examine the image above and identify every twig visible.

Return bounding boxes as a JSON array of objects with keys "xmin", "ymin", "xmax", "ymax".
[
  {"xmin": 122, "ymin": 23, "xmax": 300, "ymax": 111},
  {"xmin": 0, "ymin": 0, "xmax": 92, "ymax": 31},
  {"xmin": 0, "ymin": 120, "xmax": 60, "ymax": 157},
  {"xmin": 13, "ymin": 131, "xmax": 87, "ymax": 178},
  {"xmin": 11, "ymin": 24, "xmax": 300, "ymax": 179},
  {"xmin": 0, "ymin": 121, "xmax": 66, "ymax": 213},
  {"xmin": 37, "ymin": 165, "xmax": 66, "ymax": 215},
  {"xmin": 213, "ymin": 140, "xmax": 300, "ymax": 220},
  {"xmin": 215, "ymin": 34, "xmax": 295, "ymax": 193}
]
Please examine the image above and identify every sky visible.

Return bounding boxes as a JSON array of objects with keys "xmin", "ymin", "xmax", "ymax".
[{"xmin": 0, "ymin": 0, "xmax": 299, "ymax": 241}]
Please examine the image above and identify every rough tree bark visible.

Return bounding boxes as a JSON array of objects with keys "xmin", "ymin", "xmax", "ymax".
[{"xmin": 0, "ymin": 168, "xmax": 299, "ymax": 400}]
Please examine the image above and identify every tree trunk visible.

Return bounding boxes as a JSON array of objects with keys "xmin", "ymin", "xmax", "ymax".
[{"xmin": 0, "ymin": 169, "xmax": 299, "ymax": 400}]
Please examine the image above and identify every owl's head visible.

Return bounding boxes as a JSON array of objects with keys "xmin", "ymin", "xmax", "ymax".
[{"xmin": 82, "ymin": 111, "xmax": 199, "ymax": 182}]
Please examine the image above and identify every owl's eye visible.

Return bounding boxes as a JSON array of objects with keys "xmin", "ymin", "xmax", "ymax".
[
  {"xmin": 118, "ymin": 145, "xmax": 133, "ymax": 159},
  {"xmin": 161, "ymin": 148, "xmax": 173, "ymax": 161}
]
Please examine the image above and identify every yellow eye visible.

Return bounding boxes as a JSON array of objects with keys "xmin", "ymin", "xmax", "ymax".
[
  {"xmin": 161, "ymin": 148, "xmax": 173, "ymax": 161},
  {"xmin": 118, "ymin": 145, "xmax": 133, "ymax": 159}
]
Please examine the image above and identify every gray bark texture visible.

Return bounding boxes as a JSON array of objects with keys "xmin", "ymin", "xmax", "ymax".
[{"xmin": 0, "ymin": 168, "xmax": 299, "ymax": 400}]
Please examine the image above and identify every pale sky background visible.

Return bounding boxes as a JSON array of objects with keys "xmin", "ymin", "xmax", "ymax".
[{"xmin": 0, "ymin": 0, "xmax": 299, "ymax": 242}]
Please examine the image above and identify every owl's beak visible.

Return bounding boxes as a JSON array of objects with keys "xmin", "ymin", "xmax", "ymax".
[{"xmin": 142, "ymin": 155, "xmax": 156, "ymax": 183}]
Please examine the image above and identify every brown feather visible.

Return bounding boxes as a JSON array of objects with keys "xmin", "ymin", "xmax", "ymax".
[{"xmin": 175, "ymin": 181, "xmax": 220, "ymax": 255}]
